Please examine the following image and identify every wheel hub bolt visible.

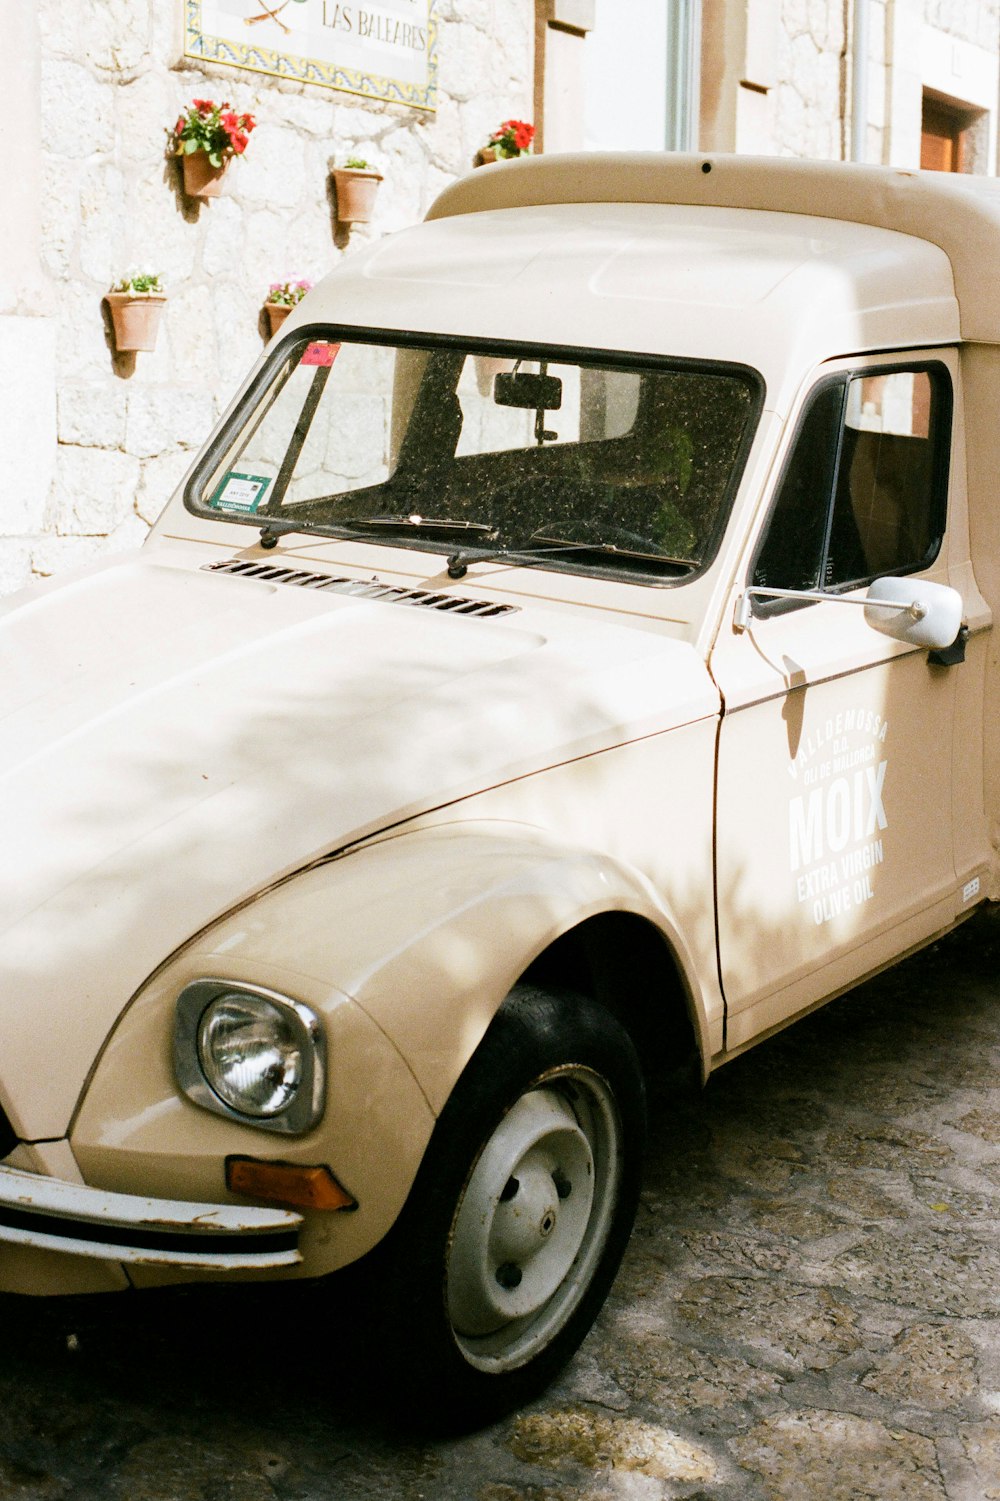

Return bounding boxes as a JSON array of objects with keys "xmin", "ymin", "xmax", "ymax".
[{"xmin": 495, "ymin": 1261, "xmax": 523, "ymax": 1290}]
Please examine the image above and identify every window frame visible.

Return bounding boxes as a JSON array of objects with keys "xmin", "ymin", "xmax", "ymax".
[
  {"xmin": 183, "ymin": 321, "xmax": 766, "ymax": 590},
  {"xmin": 748, "ymin": 357, "xmax": 953, "ymax": 620}
]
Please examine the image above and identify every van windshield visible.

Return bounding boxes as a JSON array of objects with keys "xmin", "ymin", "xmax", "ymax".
[{"xmin": 188, "ymin": 333, "xmax": 760, "ymax": 584}]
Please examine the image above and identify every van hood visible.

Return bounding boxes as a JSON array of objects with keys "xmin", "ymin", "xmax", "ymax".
[{"xmin": 0, "ymin": 550, "xmax": 717, "ymax": 1137}]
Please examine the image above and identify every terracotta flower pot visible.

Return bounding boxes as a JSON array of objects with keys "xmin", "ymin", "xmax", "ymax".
[
  {"xmin": 331, "ymin": 167, "xmax": 383, "ymax": 224},
  {"xmin": 106, "ymin": 292, "xmax": 167, "ymax": 353},
  {"xmin": 475, "ymin": 146, "xmax": 498, "ymax": 167},
  {"xmin": 263, "ymin": 301, "xmax": 293, "ymax": 336},
  {"xmin": 180, "ymin": 150, "xmax": 229, "ymax": 199}
]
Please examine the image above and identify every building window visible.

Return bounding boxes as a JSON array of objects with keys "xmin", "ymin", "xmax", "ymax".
[{"xmin": 920, "ymin": 91, "xmax": 982, "ymax": 173}]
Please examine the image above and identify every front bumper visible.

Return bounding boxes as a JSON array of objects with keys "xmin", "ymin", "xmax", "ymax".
[{"xmin": 0, "ymin": 1165, "xmax": 301, "ymax": 1271}]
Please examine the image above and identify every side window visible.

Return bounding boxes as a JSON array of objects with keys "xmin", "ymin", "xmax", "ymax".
[
  {"xmin": 751, "ymin": 383, "xmax": 842, "ymax": 593},
  {"xmin": 752, "ymin": 364, "xmax": 951, "ymax": 605}
]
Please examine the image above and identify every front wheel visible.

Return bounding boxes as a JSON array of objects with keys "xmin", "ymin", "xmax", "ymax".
[{"xmin": 374, "ymin": 985, "xmax": 646, "ymax": 1425}]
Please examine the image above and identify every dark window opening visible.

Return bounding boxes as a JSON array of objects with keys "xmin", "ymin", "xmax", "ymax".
[
  {"xmin": 751, "ymin": 364, "xmax": 950, "ymax": 613},
  {"xmin": 921, "ymin": 91, "xmax": 984, "ymax": 173}
]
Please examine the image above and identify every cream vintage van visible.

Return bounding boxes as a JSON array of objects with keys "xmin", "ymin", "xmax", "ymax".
[{"xmin": 1, "ymin": 152, "xmax": 996, "ymax": 1423}]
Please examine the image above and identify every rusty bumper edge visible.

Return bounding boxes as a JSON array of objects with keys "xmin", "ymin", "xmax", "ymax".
[{"xmin": 0, "ymin": 1165, "xmax": 302, "ymax": 1271}]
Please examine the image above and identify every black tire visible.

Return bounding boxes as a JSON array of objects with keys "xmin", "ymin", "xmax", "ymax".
[{"xmin": 372, "ymin": 984, "xmax": 646, "ymax": 1428}]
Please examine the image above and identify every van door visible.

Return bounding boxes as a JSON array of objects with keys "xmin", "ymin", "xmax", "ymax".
[{"xmin": 711, "ymin": 354, "xmax": 977, "ymax": 1051}]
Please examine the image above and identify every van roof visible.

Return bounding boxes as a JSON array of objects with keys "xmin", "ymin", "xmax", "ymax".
[
  {"xmin": 307, "ymin": 165, "xmax": 958, "ymax": 408},
  {"xmin": 428, "ymin": 152, "xmax": 1000, "ymax": 344}
]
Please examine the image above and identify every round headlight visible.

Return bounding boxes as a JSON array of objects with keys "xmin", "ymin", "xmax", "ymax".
[
  {"xmin": 175, "ymin": 980, "xmax": 325, "ymax": 1133},
  {"xmin": 197, "ymin": 992, "xmax": 304, "ymax": 1118}
]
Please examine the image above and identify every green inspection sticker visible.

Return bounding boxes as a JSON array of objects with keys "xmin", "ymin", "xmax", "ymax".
[{"xmin": 209, "ymin": 471, "xmax": 273, "ymax": 514}]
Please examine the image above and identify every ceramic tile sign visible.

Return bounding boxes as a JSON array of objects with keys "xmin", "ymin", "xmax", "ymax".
[{"xmin": 184, "ymin": 0, "xmax": 437, "ymax": 110}]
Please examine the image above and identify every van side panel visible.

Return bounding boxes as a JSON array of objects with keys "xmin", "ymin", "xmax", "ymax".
[{"xmin": 957, "ymin": 342, "xmax": 1000, "ymax": 895}]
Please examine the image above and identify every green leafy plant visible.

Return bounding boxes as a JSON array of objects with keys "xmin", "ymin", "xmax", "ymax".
[
  {"xmin": 265, "ymin": 278, "xmax": 312, "ymax": 306},
  {"xmin": 170, "ymin": 99, "xmax": 257, "ymax": 167},
  {"xmin": 112, "ymin": 271, "xmax": 164, "ymax": 295},
  {"xmin": 343, "ymin": 156, "xmax": 372, "ymax": 171}
]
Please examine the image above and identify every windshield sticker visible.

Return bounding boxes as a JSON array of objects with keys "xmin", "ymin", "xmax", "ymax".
[
  {"xmin": 787, "ymin": 709, "xmax": 889, "ymax": 926},
  {"xmin": 301, "ymin": 341, "xmax": 341, "ymax": 367},
  {"xmin": 209, "ymin": 471, "xmax": 273, "ymax": 515}
]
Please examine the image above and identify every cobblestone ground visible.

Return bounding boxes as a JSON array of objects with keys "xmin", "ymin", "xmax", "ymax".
[{"xmin": 5, "ymin": 914, "xmax": 1000, "ymax": 1499}]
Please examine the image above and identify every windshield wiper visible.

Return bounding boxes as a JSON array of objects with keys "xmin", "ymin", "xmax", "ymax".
[
  {"xmin": 446, "ymin": 536, "xmax": 694, "ymax": 579},
  {"xmin": 336, "ymin": 515, "xmax": 498, "ymax": 540},
  {"xmin": 256, "ymin": 514, "xmax": 692, "ymax": 578},
  {"xmin": 258, "ymin": 513, "xmax": 492, "ymax": 551}
]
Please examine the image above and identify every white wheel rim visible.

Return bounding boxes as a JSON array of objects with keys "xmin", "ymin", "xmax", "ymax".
[{"xmin": 446, "ymin": 1067, "xmax": 622, "ymax": 1373}]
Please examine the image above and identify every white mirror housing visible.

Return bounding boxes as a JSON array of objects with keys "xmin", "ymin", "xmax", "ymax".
[{"xmin": 864, "ymin": 576, "xmax": 964, "ymax": 650}]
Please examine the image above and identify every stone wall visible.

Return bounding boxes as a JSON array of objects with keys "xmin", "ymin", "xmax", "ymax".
[
  {"xmin": 773, "ymin": 0, "xmax": 848, "ymax": 162},
  {"xmin": 924, "ymin": 0, "xmax": 1000, "ymax": 51},
  {"xmin": 2, "ymin": 0, "xmax": 532, "ymax": 595},
  {"xmin": 765, "ymin": 0, "xmax": 1000, "ymax": 170}
]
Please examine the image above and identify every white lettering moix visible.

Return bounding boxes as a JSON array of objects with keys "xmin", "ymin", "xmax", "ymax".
[{"xmin": 789, "ymin": 760, "xmax": 888, "ymax": 872}]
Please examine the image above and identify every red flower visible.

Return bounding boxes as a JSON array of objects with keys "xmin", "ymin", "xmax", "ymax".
[
  {"xmin": 488, "ymin": 119, "xmax": 535, "ymax": 155},
  {"xmin": 171, "ymin": 97, "xmax": 255, "ymax": 161}
]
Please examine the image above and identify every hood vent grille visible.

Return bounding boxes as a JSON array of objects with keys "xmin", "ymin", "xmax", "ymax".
[{"xmin": 203, "ymin": 558, "xmax": 519, "ymax": 618}]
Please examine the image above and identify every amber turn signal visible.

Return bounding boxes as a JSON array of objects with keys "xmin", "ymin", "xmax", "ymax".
[{"xmin": 226, "ymin": 1156, "xmax": 357, "ymax": 1211}]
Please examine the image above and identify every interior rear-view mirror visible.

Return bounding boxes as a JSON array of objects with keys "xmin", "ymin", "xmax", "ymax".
[{"xmin": 494, "ymin": 372, "xmax": 563, "ymax": 411}]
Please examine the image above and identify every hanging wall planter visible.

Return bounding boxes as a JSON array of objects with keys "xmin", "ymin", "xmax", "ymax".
[
  {"xmin": 170, "ymin": 99, "xmax": 257, "ymax": 201},
  {"xmin": 180, "ymin": 150, "xmax": 230, "ymax": 199},
  {"xmin": 263, "ymin": 301, "xmax": 292, "ymax": 336},
  {"xmin": 106, "ymin": 274, "xmax": 166, "ymax": 353},
  {"xmin": 262, "ymin": 279, "xmax": 313, "ymax": 336},
  {"xmin": 331, "ymin": 159, "xmax": 383, "ymax": 224}
]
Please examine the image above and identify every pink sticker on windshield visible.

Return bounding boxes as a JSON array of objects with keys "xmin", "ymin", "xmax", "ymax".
[{"xmin": 301, "ymin": 341, "xmax": 341, "ymax": 367}]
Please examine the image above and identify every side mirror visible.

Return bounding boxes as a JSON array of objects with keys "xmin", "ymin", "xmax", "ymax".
[{"xmin": 864, "ymin": 576, "xmax": 964, "ymax": 650}]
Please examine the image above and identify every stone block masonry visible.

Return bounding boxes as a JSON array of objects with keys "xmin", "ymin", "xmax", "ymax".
[{"xmin": 1, "ymin": 0, "xmax": 532, "ymax": 596}]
